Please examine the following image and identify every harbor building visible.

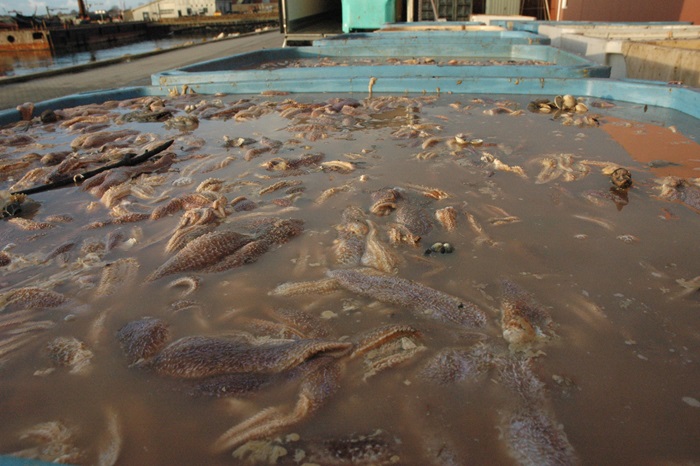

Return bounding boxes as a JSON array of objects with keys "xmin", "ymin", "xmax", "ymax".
[{"xmin": 128, "ymin": 0, "xmax": 274, "ymax": 20}]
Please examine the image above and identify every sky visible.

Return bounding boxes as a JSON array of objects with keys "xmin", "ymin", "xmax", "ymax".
[{"xmin": 1, "ymin": 0, "xmax": 144, "ymax": 16}]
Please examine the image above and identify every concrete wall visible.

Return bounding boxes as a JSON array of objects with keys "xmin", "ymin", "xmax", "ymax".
[
  {"xmin": 622, "ymin": 40, "xmax": 700, "ymax": 86},
  {"xmin": 549, "ymin": 0, "xmax": 698, "ymax": 24}
]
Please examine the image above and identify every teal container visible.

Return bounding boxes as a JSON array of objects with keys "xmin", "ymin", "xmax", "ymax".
[
  {"xmin": 342, "ymin": 0, "xmax": 396, "ymax": 33},
  {"xmin": 151, "ymin": 44, "xmax": 611, "ymax": 87}
]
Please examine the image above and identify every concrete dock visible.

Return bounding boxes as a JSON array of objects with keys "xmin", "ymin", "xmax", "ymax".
[{"xmin": 0, "ymin": 30, "xmax": 284, "ymax": 112}]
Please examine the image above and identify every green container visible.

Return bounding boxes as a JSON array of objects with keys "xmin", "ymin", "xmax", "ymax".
[{"xmin": 342, "ymin": 0, "xmax": 396, "ymax": 33}]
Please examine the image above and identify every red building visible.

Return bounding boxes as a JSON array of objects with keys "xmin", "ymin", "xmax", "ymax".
[{"xmin": 549, "ymin": 0, "xmax": 699, "ymax": 24}]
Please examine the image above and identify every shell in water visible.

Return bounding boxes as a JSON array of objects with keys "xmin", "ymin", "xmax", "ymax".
[{"xmin": 562, "ymin": 94, "xmax": 577, "ymax": 110}]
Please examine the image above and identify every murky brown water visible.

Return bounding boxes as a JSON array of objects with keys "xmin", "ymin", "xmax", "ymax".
[{"xmin": 0, "ymin": 92, "xmax": 698, "ymax": 465}]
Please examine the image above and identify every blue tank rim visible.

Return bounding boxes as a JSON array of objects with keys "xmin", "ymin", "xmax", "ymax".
[
  {"xmin": 0, "ymin": 78, "xmax": 697, "ymax": 128},
  {"xmin": 490, "ymin": 19, "xmax": 695, "ymax": 33}
]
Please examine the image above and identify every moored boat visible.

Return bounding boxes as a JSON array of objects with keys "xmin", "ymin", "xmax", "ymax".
[{"xmin": 0, "ymin": 15, "xmax": 52, "ymax": 52}]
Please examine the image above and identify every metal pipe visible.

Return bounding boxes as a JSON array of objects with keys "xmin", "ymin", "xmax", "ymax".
[
  {"xmin": 556, "ymin": 0, "xmax": 562, "ymax": 20},
  {"xmin": 430, "ymin": 0, "xmax": 439, "ymax": 20},
  {"xmin": 556, "ymin": 0, "xmax": 567, "ymax": 21}
]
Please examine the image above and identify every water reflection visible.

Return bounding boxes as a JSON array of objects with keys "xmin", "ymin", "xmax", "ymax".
[
  {"xmin": 0, "ymin": 34, "xmax": 215, "ymax": 78},
  {"xmin": 601, "ymin": 116, "xmax": 700, "ymax": 178},
  {"xmin": 0, "ymin": 50, "xmax": 54, "ymax": 77}
]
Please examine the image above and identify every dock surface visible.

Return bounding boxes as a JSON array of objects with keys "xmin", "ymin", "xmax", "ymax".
[{"xmin": 0, "ymin": 30, "xmax": 283, "ymax": 112}]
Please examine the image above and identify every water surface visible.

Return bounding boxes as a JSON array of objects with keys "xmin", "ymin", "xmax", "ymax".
[
  {"xmin": 0, "ymin": 92, "xmax": 698, "ymax": 465},
  {"xmin": 0, "ymin": 34, "xmax": 223, "ymax": 78}
]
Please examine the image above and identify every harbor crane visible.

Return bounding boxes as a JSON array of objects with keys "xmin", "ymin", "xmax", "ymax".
[{"xmin": 77, "ymin": 0, "xmax": 88, "ymax": 19}]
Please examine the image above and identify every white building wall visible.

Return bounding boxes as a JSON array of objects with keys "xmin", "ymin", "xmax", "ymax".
[{"xmin": 130, "ymin": 0, "xmax": 217, "ymax": 20}]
